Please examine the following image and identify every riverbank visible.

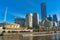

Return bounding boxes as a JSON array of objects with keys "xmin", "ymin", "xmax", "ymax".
[{"xmin": 2, "ymin": 31, "xmax": 60, "ymax": 36}]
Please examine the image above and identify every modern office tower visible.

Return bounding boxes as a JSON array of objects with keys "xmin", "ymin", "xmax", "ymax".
[
  {"xmin": 41, "ymin": 2, "xmax": 47, "ymax": 20},
  {"xmin": 33, "ymin": 13, "xmax": 39, "ymax": 28},
  {"xmin": 25, "ymin": 13, "xmax": 33, "ymax": 28},
  {"xmin": 47, "ymin": 15, "xmax": 52, "ymax": 21},
  {"xmin": 53, "ymin": 14, "xmax": 58, "ymax": 22},
  {"xmin": 53, "ymin": 14, "xmax": 58, "ymax": 27},
  {"xmin": 15, "ymin": 18, "xmax": 25, "ymax": 27},
  {"xmin": 58, "ymin": 21, "xmax": 60, "ymax": 27}
]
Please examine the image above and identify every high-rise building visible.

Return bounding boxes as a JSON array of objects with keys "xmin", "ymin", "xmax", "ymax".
[
  {"xmin": 47, "ymin": 15, "xmax": 52, "ymax": 21},
  {"xmin": 25, "ymin": 13, "xmax": 33, "ymax": 28},
  {"xmin": 33, "ymin": 13, "xmax": 39, "ymax": 28},
  {"xmin": 41, "ymin": 2, "xmax": 47, "ymax": 20},
  {"xmin": 58, "ymin": 21, "xmax": 60, "ymax": 27},
  {"xmin": 53, "ymin": 14, "xmax": 58, "ymax": 22},
  {"xmin": 15, "ymin": 18, "xmax": 25, "ymax": 27},
  {"xmin": 53, "ymin": 14, "xmax": 58, "ymax": 27}
]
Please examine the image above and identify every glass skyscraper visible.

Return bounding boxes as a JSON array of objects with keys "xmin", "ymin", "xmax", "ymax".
[
  {"xmin": 41, "ymin": 2, "xmax": 47, "ymax": 20},
  {"xmin": 53, "ymin": 14, "xmax": 58, "ymax": 27},
  {"xmin": 15, "ymin": 18, "xmax": 25, "ymax": 27},
  {"xmin": 33, "ymin": 13, "xmax": 39, "ymax": 28},
  {"xmin": 47, "ymin": 15, "xmax": 52, "ymax": 21}
]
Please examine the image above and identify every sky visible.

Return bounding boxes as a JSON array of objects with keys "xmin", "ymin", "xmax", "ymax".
[{"xmin": 0, "ymin": 0, "xmax": 60, "ymax": 23}]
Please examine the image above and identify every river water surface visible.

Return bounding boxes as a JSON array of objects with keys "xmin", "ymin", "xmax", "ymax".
[{"xmin": 0, "ymin": 33, "xmax": 60, "ymax": 40}]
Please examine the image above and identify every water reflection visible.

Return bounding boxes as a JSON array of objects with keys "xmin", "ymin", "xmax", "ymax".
[
  {"xmin": 33, "ymin": 36, "xmax": 52, "ymax": 40},
  {"xmin": 52, "ymin": 35, "xmax": 60, "ymax": 40},
  {"xmin": 0, "ymin": 33, "xmax": 60, "ymax": 40}
]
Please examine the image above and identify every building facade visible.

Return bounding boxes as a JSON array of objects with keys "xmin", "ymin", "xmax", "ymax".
[
  {"xmin": 15, "ymin": 18, "xmax": 25, "ymax": 27},
  {"xmin": 25, "ymin": 13, "xmax": 33, "ymax": 28},
  {"xmin": 0, "ymin": 23, "xmax": 4, "ymax": 27},
  {"xmin": 4, "ymin": 24, "xmax": 20, "ymax": 29},
  {"xmin": 42, "ymin": 18, "xmax": 53, "ymax": 28},
  {"xmin": 47, "ymin": 15, "xmax": 52, "ymax": 21},
  {"xmin": 41, "ymin": 2, "xmax": 47, "ymax": 20},
  {"xmin": 53, "ymin": 14, "xmax": 58, "ymax": 27},
  {"xmin": 33, "ymin": 13, "xmax": 39, "ymax": 28},
  {"xmin": 58, "ymin": 21, "xmax": 60, "ymax": 27}
]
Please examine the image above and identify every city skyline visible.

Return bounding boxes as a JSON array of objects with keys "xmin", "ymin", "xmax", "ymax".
[{"xmin": 0, "ymin": 0, "xmax": 60, "ymax": 23}]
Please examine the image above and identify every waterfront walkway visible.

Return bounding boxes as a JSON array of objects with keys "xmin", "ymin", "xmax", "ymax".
[
  {"xmin": 3, "ymin": 32, "xmax": 60, "ymax": 37},
  {"xmin": 22, "ymin": 33, "xmax": 60, "ymax": 37}
]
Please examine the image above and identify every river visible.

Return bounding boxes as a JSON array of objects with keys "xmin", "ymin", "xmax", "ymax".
[{"xmin": 0, "ymin": 33, "xmax": 60, "ymax": 40}]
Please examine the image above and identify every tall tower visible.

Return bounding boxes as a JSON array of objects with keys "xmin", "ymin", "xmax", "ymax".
[
  {"xmin": 47, "ymin": 15, "xmax": 52, "ymax": 21},
  {"xmin": 41, "ymin": 2, "xmax": 47, "ymax": 20},
  {"xmin": 25, "ymin": 13, "xmax": 33, "ymax": 29},
  {"xmin": 33, "ymin": 13, "xmax": 39, "ymax": 28},
  {"xmin": 58, "ymin": 21, "xmax": 60, "ymax": 27},
  {"xmin": 53, "ymin": 14, "xmax": 58, "ymax": 27}
]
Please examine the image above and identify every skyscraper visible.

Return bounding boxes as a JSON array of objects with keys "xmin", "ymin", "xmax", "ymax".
[
  {"xmin": 15, "ymin": 18, "xmax": 25, "ymax": 27},
  {"xmin": 33, "ymin": 13, "xmax": 39, "ymax": 28},
  {"xmin": 47, "ymin": 15, "xmax": 52, "ymax": 21},
  {"xmin": 53, "ymin": 14, "xmax": 58, "ymax": 27},
  {"xmin": 58, "ymin": 21, "xmax": 60, "ymax": 27},
  {"xmin": 41, "ymin": 2, "xmax": 47, "ymax": 20},
  {"xmin": 53, "ymin": 14, "xmax": 58, "ymax": 22},
  {"xmin": 25, "ymin": 13, "xmax": 33, "ymax": 28}
]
